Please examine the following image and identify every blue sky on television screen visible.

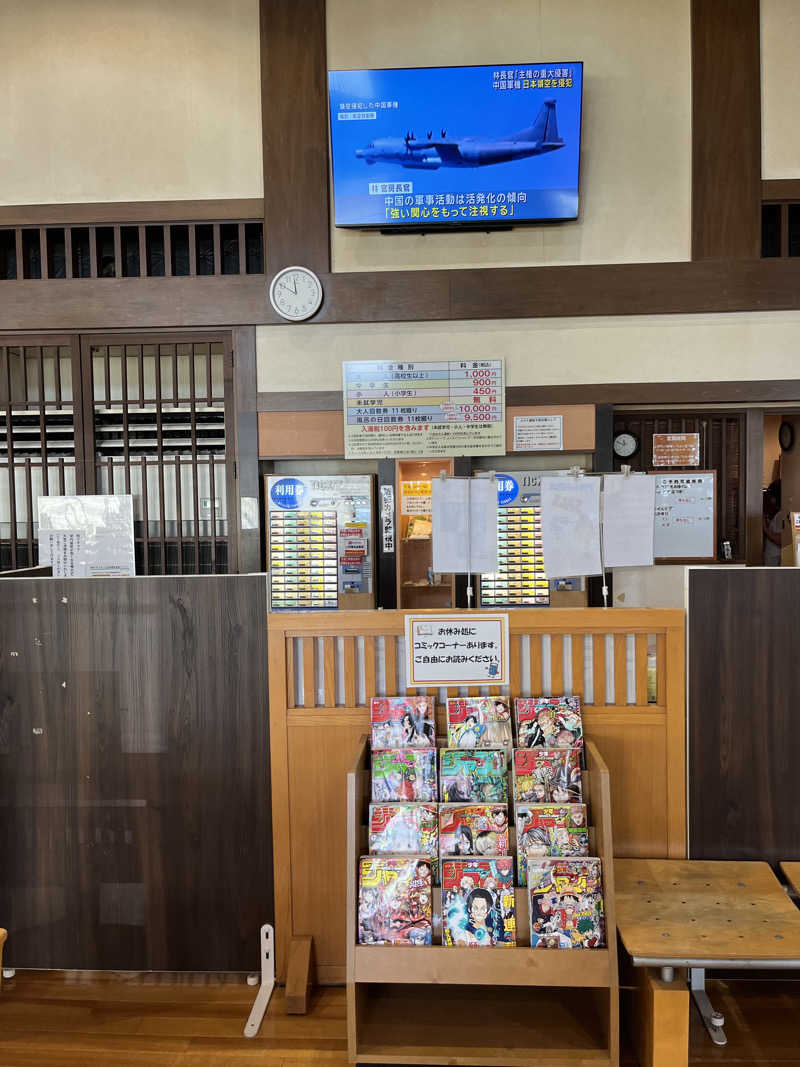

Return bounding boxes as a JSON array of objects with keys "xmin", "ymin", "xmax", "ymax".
[{"xmin": 328, "ymin": 62, "xmax": 583, "ymax": 228}]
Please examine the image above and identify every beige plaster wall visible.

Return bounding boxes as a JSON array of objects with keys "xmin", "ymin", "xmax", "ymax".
[
  {"xmin": 257, "ymin": 311, "xmax": 800, "ymax": 393},
  {"xmin": 0, "ymin": 0, "xmax": 263, "ymax": 205},
  {"xmin": 761, "ymin": 0, "xmax": 800, "ymax": 179},
  {"xmin": 327, "ymin": 0, "xmax": 691, "ymax": 272}
]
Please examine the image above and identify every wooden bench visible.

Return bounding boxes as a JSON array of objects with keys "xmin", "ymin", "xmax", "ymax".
[
  {"xmin": 615, "ymin": 859, "xmax": 800, "ymax": 1067},
  {"xmin": 781, "ymin": 861, "xmax": 800, "ymax": 898}
]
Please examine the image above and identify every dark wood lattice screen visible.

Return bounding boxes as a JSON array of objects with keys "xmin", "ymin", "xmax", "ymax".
[
  {"xmin": 0, "ymin": 333, "xmax": 236, "ymax": 574},
  {"xmin": 612, "ymin": 410, "xmax": 745, "ymax": 561}
]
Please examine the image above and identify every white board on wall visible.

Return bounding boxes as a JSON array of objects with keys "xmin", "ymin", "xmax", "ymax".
[{"xmin": 653, "ymin": 471, "xmax": 716, "ymax": 560}]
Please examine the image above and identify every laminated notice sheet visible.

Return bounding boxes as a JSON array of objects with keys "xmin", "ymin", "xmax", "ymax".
[
  {"xmin": 540, "ymin": 476, "xmax": 602, "ymax": 578},
  {"xmin": 432, "ymin": 477, "xmax": 498, "ymax": 574},
  {"xmin": 602, "ymin": 474, "xmax": 656, "ymax": 568}
]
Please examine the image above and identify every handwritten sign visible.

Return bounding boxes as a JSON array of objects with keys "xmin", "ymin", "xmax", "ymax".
[
  {"xmin": 405, "ymin": 613, "xmax": 509, "ymax": 687},
  {"xmin": 652, "ymin": 432, "xmax": 700, "ymax": 467},
  {"xmin": 513, "ymin": 414, "xmax": 563, "ymax": 451},
  {"xmin": 343, "ymin": 359, "xmax": 505, "ymax": 458}
]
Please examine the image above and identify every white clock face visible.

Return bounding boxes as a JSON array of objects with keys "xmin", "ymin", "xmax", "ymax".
[
  {"xmin": 613, "ymin": 433, "xmax": 638, "ymax": 458},
  {"xmin": 269, "ymin": 267, "xmax": 323, "ymax": 322}
]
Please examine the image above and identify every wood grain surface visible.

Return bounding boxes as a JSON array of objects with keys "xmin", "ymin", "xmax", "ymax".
[
  {"xmin": 615, "ymin": 859, "xmax": 800, "ymax": 961},
  {"xmin": 0, "ymin": 576, "xmax": 271, "ymax": 971}
]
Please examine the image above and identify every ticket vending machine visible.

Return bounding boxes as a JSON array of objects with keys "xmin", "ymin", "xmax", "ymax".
[{"xmin": 266, "ymin": 475, "xmax": 376, "ymax": 611}]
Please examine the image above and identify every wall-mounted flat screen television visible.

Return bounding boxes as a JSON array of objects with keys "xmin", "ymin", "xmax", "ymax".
[{"xmin": 328, "ymin": 62, "xmax": 583, "ymax": 230}]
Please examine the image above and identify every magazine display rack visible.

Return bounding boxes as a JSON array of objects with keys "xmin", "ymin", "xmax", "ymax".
[{"xmin": 346, "ymin": 735, "xmax": 619, "ymax": 1066}]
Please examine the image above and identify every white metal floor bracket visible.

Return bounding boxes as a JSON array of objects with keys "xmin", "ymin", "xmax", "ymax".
[{"xmin": 244, "ymin": 924, "xmax": 275, "ymax": 1038}]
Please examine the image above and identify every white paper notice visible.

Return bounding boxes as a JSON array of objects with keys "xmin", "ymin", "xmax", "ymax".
[
  {"xmin": 513, "ymin": 414, "xmax": 563, "ymax": 451},
  {"xmin": 540, "ymin": 476, "xmax": 602, "ymax": 578},
  {"xmin": 432, "ymin": 478, "xmax": 498, "ymax": 574},
  {"xmin": 406, "ymin": 612, "xmax": 510, "ymax": 687},
  {"xmin": 602, "ymin": 474, "xmax": 656, "ymax": 568},
  {"xmin": 468, "ymin": 477, "xmax": 498, "ymax": 574}
]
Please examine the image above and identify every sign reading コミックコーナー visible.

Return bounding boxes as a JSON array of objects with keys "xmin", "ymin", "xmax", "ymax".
[
  {"xmin": 343, "ymin": 360, "xmax": 505, "ymax": 459},
  {"xmin": 405, "ymin": 613, "xmax": 510, "ymax": 687}
]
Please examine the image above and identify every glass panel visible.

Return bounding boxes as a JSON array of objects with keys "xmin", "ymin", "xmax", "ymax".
[
  {"xmin": 42, "ymin": 347, "xmax": 57, "ymax": 402},
  {"xmin": 160, "ymin": 351, "xmax": 174, "ymax": 402},
  {"xmin": 146, "ymin": 226, "xmax": 165, "ymax": 277},
  {"xmin": 142, "ymin": 354, "xmax": 156, "ymax": 401},
  {"xmin": 170, "ymin": 225, "xmax": 190, "ymax": 276},
  {"xmin": 121, "ymin": 226, "xmax": 140, "ymax": 277},
  {"xmin": 96, "ymin": 226, "xmax": 115, "ymax": 277},
  {"xmin": 107, "ymin": 347, "xmax": 123, "ymax": 402},
  {"xmin": 0, "ymin": 229, "xmax": 16, "ymax": 279},
  {"xmin": 24, "ymin": 349, "xmax": 40, "ymax": 402},
  {"xmin": 761, "ymin": 203, "xmax": 781, "ymax": 258},
  {"xmin": 59, "ymin": 352, "xmax": 73, "ymax": 403},
  {"xmin": 244, "ymin": 222, "xmax": 264, "ymax": 274},
  {"xmin": 126, "ymin": 346, "xmax": 141, "ymax": 403},
  {"xmin": 71, "ymin": 227, "xmax": 91, "ymax": 278},
  {"xmin": 788, "ymin": 205, "xmax": 800, "ymax": 257},
  {"xmin": 46, "ymin": 228, "xmax": 66, "ymax": 278},
  {"xmin": 211, "ymin": 353, "xmax": 224, "ymax": 399},
  {"xmin": 220, "ymin": 223, "xmax": 239, "ymax": 274},
  {"xmin": 22, "ymin": 229, "xmax": 42, "ymax": 279},
  {"xmin": 195, "ymin": 224, "xmax": 214, "ymax": 275},
  {"xmin": 92, "ymin": 352, "xmax": 106, "ymax": 403}
]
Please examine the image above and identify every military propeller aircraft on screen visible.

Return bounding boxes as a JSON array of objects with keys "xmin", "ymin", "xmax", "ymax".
[{"xmin": 354, "ymin": 98, "xmax": 564, "ymax": 170}]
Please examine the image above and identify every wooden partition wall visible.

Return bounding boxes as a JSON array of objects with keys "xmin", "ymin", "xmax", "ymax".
[{"xmin": 268, "ymin": 608, "xmax": 686, "ymax": 983}]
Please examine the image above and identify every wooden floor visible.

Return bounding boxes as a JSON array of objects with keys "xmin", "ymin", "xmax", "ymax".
[{"xmin": 0, "ymin": 972, "xmax": 798, "ymax": 1066}]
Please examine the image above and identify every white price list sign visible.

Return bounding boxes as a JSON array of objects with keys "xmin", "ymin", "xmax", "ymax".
[{"xmin": 405, "ymin": 613, "xmax": 509, "ymax": 687}]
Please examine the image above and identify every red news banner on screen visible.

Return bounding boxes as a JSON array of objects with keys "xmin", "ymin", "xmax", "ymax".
[{"xmin": 343, "ymin": 360, "xmax": 505, "ymax": 459}]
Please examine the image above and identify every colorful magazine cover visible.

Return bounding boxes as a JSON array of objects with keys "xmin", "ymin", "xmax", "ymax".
[
  {"xmin": 512, "ymin": 748, "xmax": 582, "ymax": 804},
  {"xmin": 515, "ymin": 696, "xmax": 583, "ymax": 749},
  {"xmin": 372, "ymin": 749, "xmax": 437, "ymax": 802},
  {"xmin": 527, "ymin": 857, "xmax": 605, "ymax": 948},
  {"xmin": 368, "ymin": 803, "xmax": 438, "ymax": 860},
  {"xmin": 515, "ymin": 804, "xmax": 589, "ymax": 885},
  {"xmin": 439, "ymin": 749, "xmax": 508, "ymax": 804},
  {"xmin": 442, "ymin": 857, "xmax": 516, "ymax": 946},
  {"xmin": 370, "ymin": 696, "xmax": 435, "ymax": 749},
  {"xmin": 358, "ymin": 856, "xmax": 433, "ymax": 945},
  {"xmin": 439, "ymin": 804, "xmax": 510, "ymax": 857},
  {"xmin": 446, "ymin": 697, "xmax": 513, "ymax": 750}
]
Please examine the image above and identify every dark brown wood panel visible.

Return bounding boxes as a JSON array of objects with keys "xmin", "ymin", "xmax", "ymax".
[
  {"xmin": 745, "ymin": 408, "xmax": 765, "ymax": 565},
  {"xmin": 14, "ymin": 258, "xmax": 800, "ymax": 330},
  {"xmin": 261, "ymin": 0, "xmax": 330, "ymax": 277},
  {"xmin": 688, "ymin": 568, "xmax": 800, "ymax": 865},
  {"xmin": 0, "ymin": 576, "xmax": 271, "ymax": 971},
  {"xmin": 691, "ymin": 0, "xmax": 761, "ymax": 259},
  {"xmin": 0, "ymin": 200, "xmax": 264, "ymax": 225},
  {"xmin": 762, "ymin": 179, "xmax": 800, "ymax": 202}
]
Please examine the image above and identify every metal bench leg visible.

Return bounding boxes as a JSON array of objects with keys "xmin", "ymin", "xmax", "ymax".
[{"xmin": 690, "ymin": 968, "xmax": 727, "ymax": 1047}]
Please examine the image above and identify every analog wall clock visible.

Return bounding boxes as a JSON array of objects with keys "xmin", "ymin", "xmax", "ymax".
[
  {"xmin": 779, "ymin": 420, "xmax": 795, "ymax": 452},
  {"xmin": 269, "ymin": 266, "xmax": 324, "ymax": 321},
  {"xmin": 613, "ymin": 432, "xmax": 639, "ymax": 459}
]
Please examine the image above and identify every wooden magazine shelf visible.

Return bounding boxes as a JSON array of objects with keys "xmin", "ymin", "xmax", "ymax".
[{"xmin": 345, "ymin": 735, "xmax": 620, "ymax": 1066}]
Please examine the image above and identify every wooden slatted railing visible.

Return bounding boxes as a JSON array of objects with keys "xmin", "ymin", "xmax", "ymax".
[{"xmin": 268, "ymin": 608, "xmax": 686, "ymax": 983}]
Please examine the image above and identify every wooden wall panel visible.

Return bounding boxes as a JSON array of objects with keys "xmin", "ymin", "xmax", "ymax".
[
  {"xmin": 260, "ymin": 0, "xmax": 330, "ymax": 277},
  {"xmin": 691, "ymin": 0, "xmax": 761, "ymax": 259},
  {"xmin": 505, "ymin": 405, "xmax": 595, "ymax": 453},
  {"xmin": 0, "ymin": 576, "xmax": 271, "ymax": 971},
  {"xmin": 689, "ymin": 568, "xmax": 800, "ymax": 864},
  {"xmin": 259, "ymin": 410, "xmax": 344, "ymax": 457}
]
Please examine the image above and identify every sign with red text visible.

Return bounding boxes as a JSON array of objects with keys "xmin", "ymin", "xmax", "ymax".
[{"xmin": 343, "ymin": 359, "xmax": 505, "ymax": 458}]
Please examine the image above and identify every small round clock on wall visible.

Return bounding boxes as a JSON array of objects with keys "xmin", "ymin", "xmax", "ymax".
[
  {"xmin": 269, "ymin": 266, "xmax": 324, "ymax": 322},
  {"xmin": 779, "ymin": 420, "xmax": 795, "ymax": 452},
  {"xmin": 613, "ymin": 431, "xmax": 640, "ymax": 459}
]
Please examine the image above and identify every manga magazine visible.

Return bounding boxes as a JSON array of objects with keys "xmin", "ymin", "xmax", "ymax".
[
  {"xmin": 515, "ymin": 803, "xmax": 589, "ymax": 885},
  {"xmin": 372, "ymin": 749, "xmax": 437, "ymax": 802},
  {"xmin": 370, "ymin": 696, "xmax": 435, "ymax": 749},
  {"xmin": 439, "ymin": 804, "xmax": 509, "ymax": 857},
  {"xmin": 446, "ymin": 697, "xmax": 513, "ymax": 750},
  {"xmin": 439, "ymin": 749, "xmax": 508, "ymax": 804},
  {"xmin": 442, "ymin": 857, "xmax": 516, "ymax": 947},
  {"xmin": 512, "ymin": 748, "xmax": 582, "ymax": 804},
  {"xmin": 514, "ymin": 696, "xmax": 583, "ymax": 749},
  {"xmin": 358, "ymin": 856, "xmax": 433, "ymax": 945},
  {"xmin": 368, "ymin": 803, "xmax": 438, "ymax": 861},
  {"xmin": 527, "ymin": 857, "xmax": 605, "ymax": 948}
]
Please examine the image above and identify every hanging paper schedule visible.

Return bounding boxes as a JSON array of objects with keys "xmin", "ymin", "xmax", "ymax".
[{"xmin": 343, "ymin": 359, "xmax": 505, "ymax": 459}]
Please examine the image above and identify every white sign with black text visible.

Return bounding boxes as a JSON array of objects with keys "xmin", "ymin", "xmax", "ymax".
[{"xmin": 405, "ymin": 612, "xmax": 510, "ymax": 687}]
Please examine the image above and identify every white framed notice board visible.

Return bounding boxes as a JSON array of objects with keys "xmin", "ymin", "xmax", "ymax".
[{"xmin": 652, "ymin": 470, "xmax": 716, "ymax": 561}]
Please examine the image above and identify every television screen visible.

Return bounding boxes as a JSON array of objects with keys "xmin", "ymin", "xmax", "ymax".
[{"xmin": 328, "ymin": 62, "xmax": 583, "ymax": 230}]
